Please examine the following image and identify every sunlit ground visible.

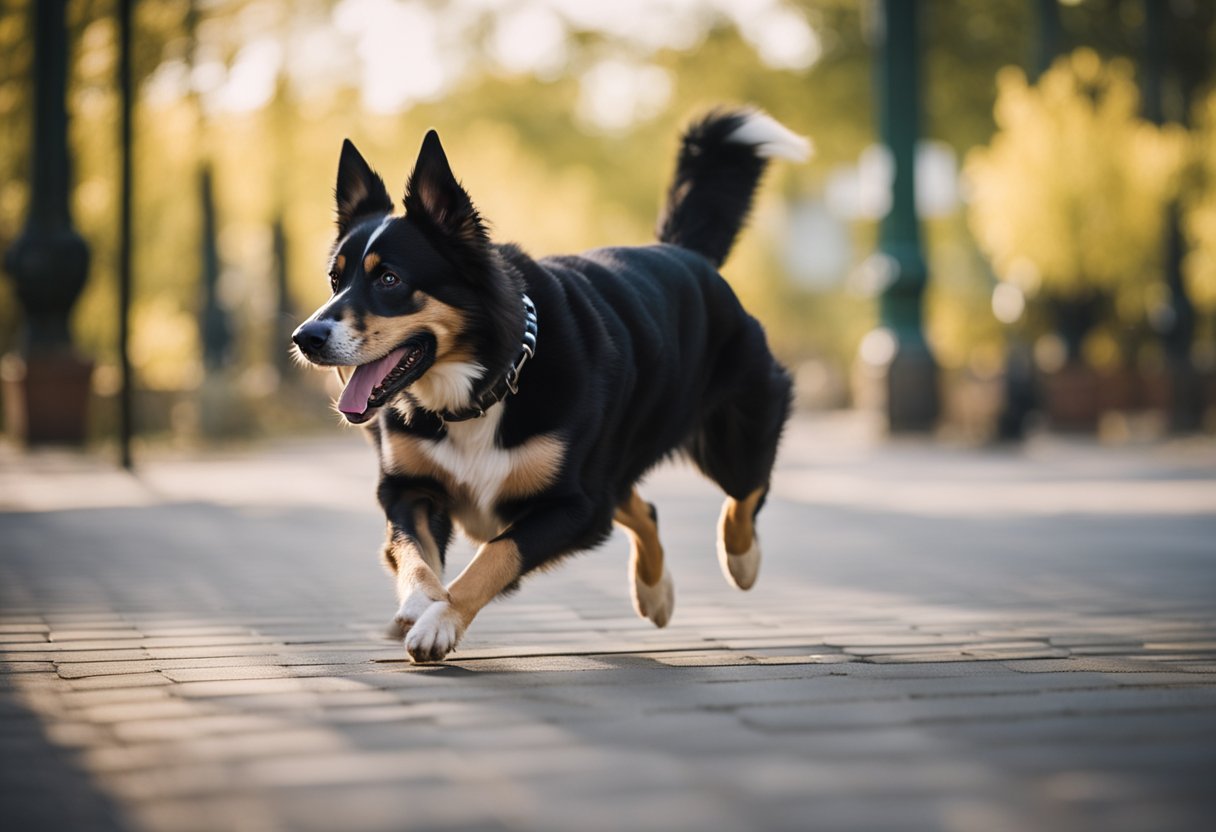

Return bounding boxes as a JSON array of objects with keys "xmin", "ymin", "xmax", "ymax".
[{"xmin": 2, "ymin": 412, "xmax": 1214, "ymax": 831}]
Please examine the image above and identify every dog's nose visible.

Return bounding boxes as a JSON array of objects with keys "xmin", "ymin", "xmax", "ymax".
[{"xmin": 292, "ymin": 321, "xmax": 331, "ymax": 355}]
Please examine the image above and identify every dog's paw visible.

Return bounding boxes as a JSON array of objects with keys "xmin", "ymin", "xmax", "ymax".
[
  {"xmin": 718, "ymin": 536, "xmax": 761, "ymax": 591},
  {"xmin": 632, "ymin": 566, "xmax": 675, "ymax": 628},
  {"xmin": 405, "ymin": 601, "xmax": 465, "ymax": 663},
  {"xmin": 389, "ymin": 587, "xmax": 444, "ymax": 638}
]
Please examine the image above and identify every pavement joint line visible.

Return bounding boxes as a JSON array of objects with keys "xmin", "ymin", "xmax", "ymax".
[{"xmin": 371, "ymin": 641, "xmax": 856, "ymax": 663}]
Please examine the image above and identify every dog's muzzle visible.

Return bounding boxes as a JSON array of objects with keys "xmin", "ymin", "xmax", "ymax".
[{"xmin": 292, "ymin": 320, "xmax": 333, "ymax": 362}]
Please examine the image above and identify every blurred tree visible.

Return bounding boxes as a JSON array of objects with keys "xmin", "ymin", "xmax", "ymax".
[{"xmin": 965, "ymin": 49, "xmax": 1186, "ymax": 365}]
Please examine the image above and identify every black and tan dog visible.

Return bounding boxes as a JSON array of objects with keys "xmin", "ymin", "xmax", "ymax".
[{"xmin": 292, "ymin": 109, "xmax": 806, "ymax": 662}]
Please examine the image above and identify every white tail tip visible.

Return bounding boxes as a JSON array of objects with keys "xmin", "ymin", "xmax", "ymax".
[{"xmin": 726, "ymin": 110, "xmax": 813, "ymax": 163}]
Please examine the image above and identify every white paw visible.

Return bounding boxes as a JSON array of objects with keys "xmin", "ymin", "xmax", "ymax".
[
  {"xmin": 386, "ymin": 587, "xmax": 445, "ymax": 639},
  {"xmin": 404, "ymin": 601, "xmax": 465, "ymax": 663},
  {"xmin": 400, "ymin": 587, "xmax": 443, "ymax": 625},
  {"xmin": 718, "ymin": 537, "xmax": 761, "ymax": 590},
  {"xmin": 632, "ymin": 566, "xmax": 675, "ymax": 628}
]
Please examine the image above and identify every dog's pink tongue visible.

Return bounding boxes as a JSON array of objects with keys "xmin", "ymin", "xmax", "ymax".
[{"xmin": 338, "ymin": 348, "xmax": 407, "ymax": 415}]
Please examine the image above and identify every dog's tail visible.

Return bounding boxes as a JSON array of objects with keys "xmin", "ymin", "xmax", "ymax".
[{"xmin": 656, "ymin": 108, "xmax": 810, "ymax": 268}]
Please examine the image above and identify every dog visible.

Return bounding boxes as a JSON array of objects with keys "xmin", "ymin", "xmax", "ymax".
[{"xmin": 292, "ymin": 108, "xmax": 807, "ymax": 662}]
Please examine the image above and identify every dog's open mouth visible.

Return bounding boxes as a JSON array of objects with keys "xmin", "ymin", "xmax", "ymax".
[{"xmin": 337, "ymin": 334, "xmax": 435, "ymax": 424}]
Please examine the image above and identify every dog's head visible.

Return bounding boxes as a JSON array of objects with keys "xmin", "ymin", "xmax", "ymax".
[{"xmin": 293, "ymin": 132, "xmax": 522, "ymax": 424}]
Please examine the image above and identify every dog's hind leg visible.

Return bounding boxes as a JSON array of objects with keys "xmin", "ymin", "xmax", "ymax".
[
  {"xmin": 687, "ymin": 357, "xmax": 792, "ymax": 591},
  {"xmin": 717, "ymin": 487, "xmax": 766, "ymax": 590},
  {"xmin": 614, "ymin": 489, "xmax": 674, "ymax": 628},
  {"xmin": 378, "ymin": 477, "xmax": 452, "ymax": 638}
]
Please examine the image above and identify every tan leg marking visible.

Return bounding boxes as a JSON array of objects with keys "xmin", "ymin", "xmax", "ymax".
[
  {"xmin": 404, "ymin": 539, "xmax": 522, "ymax": 663},
  {"xmin": 717, "ymin": 487, "xmax": 765, "ymax": 591},
  {"xmin": 446, "ymin": 539, "xmax": 523, "ymax": 626},
  {"xmin": 722, "ymin": 487, "xmax": 765, "ymax": 556},
  {"xmin": 615, "ymin": 490, "xmax": 674, "ymax": 627},
  {"xmin": 614, "ymin": 490, "xmax": 664, "ymax": 587},
  {"xmin": 383, "ymin": 505, "xmax": 448, "ymax": 639},
  {"xmin": 386, "ymin": 521, "xmax": 446, "ymax": 604}
]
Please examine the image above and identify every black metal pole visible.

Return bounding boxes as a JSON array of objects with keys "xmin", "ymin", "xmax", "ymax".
[
  {"xmin": 1143, "ymin": 0, "xmax": 1202, "ymax": 433},
  {"xmin": 996, "ymin": 0, "xmax": 1062, "ymax": 441},
  {"xmin": 1033, "ymin": 0, "xmax": 1062, "ymax": 81},
  {"xmin": 3, "ymin": 0, "xmax": 92, "ymax": 445},
  {"xmin": 118, "ymin": 0, "xmax": 134, "ymax": 468}
]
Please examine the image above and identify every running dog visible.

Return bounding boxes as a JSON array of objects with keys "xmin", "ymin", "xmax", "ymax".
[{"xmin": 292, "ymin": 109, "xmax": 807, "ymax": 662}]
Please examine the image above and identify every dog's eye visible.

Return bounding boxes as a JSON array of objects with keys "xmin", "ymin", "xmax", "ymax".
[
  {"xmin": 379, "ymin": 272, "xmax": 400, "ymax": 288},
  {"xmin": 328, "ymin": 271, "xmax": 339, "ymax": 293}
]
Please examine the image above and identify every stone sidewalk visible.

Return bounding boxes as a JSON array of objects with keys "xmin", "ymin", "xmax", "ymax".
[{"xmin": 2, "ymin": 415, "xmax": 1215, "ymax": 832}]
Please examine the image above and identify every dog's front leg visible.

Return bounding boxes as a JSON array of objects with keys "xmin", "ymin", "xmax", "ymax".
[
  {"xmin": 406, "ymin": 496, "xmax": 594, "ymax": 663},
  {"xmin": 378, "ymin": 476, "xmax": 452, "ymax": 638}
]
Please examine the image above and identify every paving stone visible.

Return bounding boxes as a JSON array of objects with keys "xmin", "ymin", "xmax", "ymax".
[
  {"xmin": 49, "ymin": 629, "xmax": 143, "ymax": 642},
  {"xmin": 68, "ymin": 672, "xmax": 173, "ymax": 691},
  {"xmin": 0, "ymin": 623, "xmax": 49, "ymax": 634},
  {"xmin": 23, "ymin": 649, "xmax": 150, "ymax": 664},
  {"xmin": 57, "ymin": 687, "xmax": 174, "ymax": 709},
  {"xmin": 77, "ymin": 699, "xmax": 213, "ymax": 725},
  {"xmin": 0, "ymin": 661, "xmax": 55, "ymax": 674},
  {"xmin": 0, "ymin": 673, "xmax": 62, "ymax": 692},
  {"xmin": 159, "ymin": 665, "xmax": 300, "ymax": 683},
  {"xmin": 170, "ymin": 676, "xmax": 373, "ymax": 698},
  {"xmin": 43, "ymin": 721, "xmax": 114, "ymax": 748},
  {"xmin": 0, "ymin": 632, "xmax": 50, "ymax": 644},
  {"xmin": 111, "ymin": 714, "xmax": 296, "ymax": 744}
]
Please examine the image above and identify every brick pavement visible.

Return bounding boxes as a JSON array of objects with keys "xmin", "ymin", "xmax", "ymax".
[{"xmin": 2, "ymin": 415, "xmax": 1215, "ymax": 832}]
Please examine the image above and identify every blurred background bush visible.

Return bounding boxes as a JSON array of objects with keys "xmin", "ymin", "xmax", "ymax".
[{"xmin": 0, "ymin": 0, "xmax": 1213, "ymax": 451}]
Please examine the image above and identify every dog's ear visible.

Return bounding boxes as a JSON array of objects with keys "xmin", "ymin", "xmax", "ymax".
[
  {"xmin": 335, "ymin": 139, "xmax": 393, "ymax": 236},
  {"xmin": 404, "ymin": 130, "xmax": 488, "ymax": 249}
]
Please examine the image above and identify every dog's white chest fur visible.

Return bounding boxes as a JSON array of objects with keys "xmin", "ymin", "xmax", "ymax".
[
  {"xmin": 378, "ymin": 402, "xmax": 565, "ymax": 543},
  {"xmin": 420, "ymin": 405, "xmax": 511, "ymax": 512}
]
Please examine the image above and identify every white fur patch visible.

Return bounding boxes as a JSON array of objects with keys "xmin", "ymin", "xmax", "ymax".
[
  {"xmin": 632, "ymin": 566, "xmax": 675, "ymax": 629},
  {"xmin": 405, "ymin": 600, "xmax": 464, "ymax": 662},
  {"xmin": 395, "ymin": 587, "xmax": 441, "ymax": 629},
  {"xmin": 718, "ymin": 536, "xmax": 761, "ymax": 591},
  {"xmin": 419, "ymin": 404, "xmax": 509, "ymax": 511},
  {"xmin": 362, "ymin": 215, "xmax": 394, "ymax": 258},
  {"xmin": 410, "ymin": 360, "xmax": 485, "ymax": 414},
  {"xmin": 726, "ymin": 110, "xmax": 812, "ymax": 162}
]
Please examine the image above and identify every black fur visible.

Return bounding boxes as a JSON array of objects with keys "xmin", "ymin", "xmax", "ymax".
[
  {"xmin": 334, "ymin": 140, "xmax": 393, "ymax": 236},
  {"xmin": 656, "ymin": 109, "xmax": 769, "ymax": 267},
  {"xmin": 300, "ymin": 109, "xmax": 795, "ymax": 641}
]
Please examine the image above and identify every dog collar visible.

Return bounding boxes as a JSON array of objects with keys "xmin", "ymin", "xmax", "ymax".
[{"xmin": 439, "ymin": 293, "xmax": 538, "ymax": 423}]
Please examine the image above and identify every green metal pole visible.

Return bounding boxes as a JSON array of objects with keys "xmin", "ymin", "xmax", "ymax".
[{"xmin": 872, "ymin": 0, "xmax": 938, "ymax": 432}]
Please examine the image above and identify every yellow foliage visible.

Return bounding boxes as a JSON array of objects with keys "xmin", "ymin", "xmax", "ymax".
[
  {"xmin": 1184, "ymin": 91, "xmax": 1216, "ymax": 312},
  {"xmin": 965, "ymin": 49, "xmax": 1186, "ymax": 302},
  {"xmin": 130, "ymin": 297, "xmax": 203, "ymax": 391}
]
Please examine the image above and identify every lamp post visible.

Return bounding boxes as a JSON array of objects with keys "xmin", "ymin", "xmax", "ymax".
[
  {"xmin": 866, "ymin": 0, "xmax": 938, "ymax": 432},
  {"xmin": 2, "ymin": 0, "xmax": 93, "ymax": 445}
]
